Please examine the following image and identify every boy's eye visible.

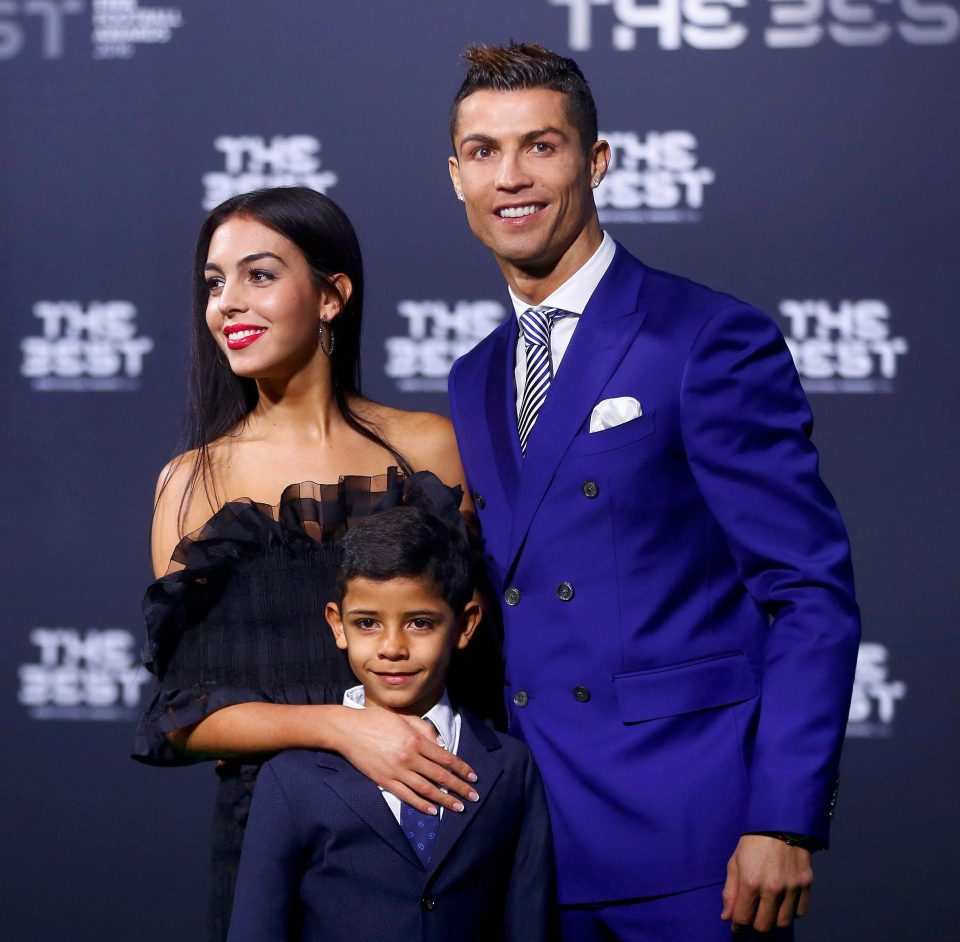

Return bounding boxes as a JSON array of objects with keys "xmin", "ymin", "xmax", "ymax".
[
  {"xmin": 409, "ymin": 618, "xmax": 433, "ymax": 631},
  {"xmin": 355, "ymin": 618, "xmax": 378, "ymax": 630}
]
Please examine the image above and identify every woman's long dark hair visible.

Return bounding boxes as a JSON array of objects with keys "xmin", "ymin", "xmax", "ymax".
[{"xmin": 174, "ymin": 186, "xmax": 410, "ymax": 526}]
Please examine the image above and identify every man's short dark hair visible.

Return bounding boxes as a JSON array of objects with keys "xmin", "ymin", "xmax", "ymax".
[
  {"xmin": 335, "ymin": 507, "xmax": 473, "ymax": 613},
  {"xmin": 450, "ymin": 41, "xmax": 598, "ymax": 154}
]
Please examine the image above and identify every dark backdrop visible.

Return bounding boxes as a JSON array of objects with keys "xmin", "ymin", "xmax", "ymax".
[{"xmin": 3, "ymin": 2, "xmax": 957, "ymax": 938}]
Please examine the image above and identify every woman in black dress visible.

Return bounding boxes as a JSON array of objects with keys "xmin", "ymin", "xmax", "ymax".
[{"xmin": 133, "ymin": 187, "xmax": 489, "ymax": 940}]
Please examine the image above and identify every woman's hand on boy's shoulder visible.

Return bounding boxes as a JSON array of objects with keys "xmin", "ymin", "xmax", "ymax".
[{"xmin": 331, "ymin": 705, "xmax": 480, "ymax": 815}]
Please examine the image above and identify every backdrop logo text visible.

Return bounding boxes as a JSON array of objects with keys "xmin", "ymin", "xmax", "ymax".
[
  {"xmin": 0, "ymin": 0, "xmax": 184, "ymax": 60},
  {"xmin": 597, "ymin": 130, "xmax": 714, "ymax": 222},
  {"xmin": 847, "ymin": 642, "xmax": 906, "ymax": 737},
  {"xmin": 386, "ymin": 300, "xmax": 507, "ymax": 393},
  {"xmin": 202, "ymin": 135, "xmax": 338, "ymax": 210},
  {"xmin": 550, "ymin": 0, "xmax": 959, "ymax": 49},
  {"xmin": 18, "ymin": 628, "xmax": 149, "ymax": 720},
  {"xmin": 778, "ymin": 299, "xmax": 907, "ymax": 393},
  {"xmin": 20, "ymin": 300, "xmax": 154, "ymax": 391}
]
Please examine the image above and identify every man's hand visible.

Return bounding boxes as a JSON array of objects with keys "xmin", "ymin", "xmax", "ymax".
[
  {"xmin": 333, "ymin": 707, "xmax": 480, "ymax": 815},
  {"xmin": 721, "ymin": 834, "xmax": 813, "ymax": 933}
]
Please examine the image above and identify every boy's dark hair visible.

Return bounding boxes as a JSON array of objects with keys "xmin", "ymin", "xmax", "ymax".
[
  {"xmin": 449, "ymin": 41, "xmax": 598, "ymax": 154},
  {"xmin": 335, "ymin": 507, "xmax": 473, "ymax": 614}
]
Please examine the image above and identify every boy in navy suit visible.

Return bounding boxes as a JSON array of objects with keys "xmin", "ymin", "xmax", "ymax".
[{"xmin": 227, "ymin": 507, "xmax": 556, "ymax": 941}]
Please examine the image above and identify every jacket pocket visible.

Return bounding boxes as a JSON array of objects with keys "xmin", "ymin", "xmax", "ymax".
[
  {"xmin": 614, "ymin": 652, "xmax": 757, "ymax": 724},
  {"xmin": 566, "ymin": 410, "xmax": 656, "ymax": 457}
]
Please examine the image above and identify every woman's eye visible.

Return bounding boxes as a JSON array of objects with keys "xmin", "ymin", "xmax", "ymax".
[
  {"xmin": 250, "ymin": 270, "xmax": 275, "ymax": 283},
  {"xmin": 206, "ymin": 277, "xmax": 224, "ymax": 293}
]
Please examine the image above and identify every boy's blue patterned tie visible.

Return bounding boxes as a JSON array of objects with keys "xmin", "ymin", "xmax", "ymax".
[
  {"xmin": 517, "ymin": 306, "xmax": 568, "ymax": 453},
  {"xmin": 398, "ymin": 799, "xmax": 439, "ymax": 867},
  {"xmin": 398, "ymin": 720, "xmax": 442, "ymax": 867}
]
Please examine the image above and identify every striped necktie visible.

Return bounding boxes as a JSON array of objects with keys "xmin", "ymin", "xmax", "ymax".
[{"xmin": 517, "ymin": 306, "xmax": 567, "ymax": 454}]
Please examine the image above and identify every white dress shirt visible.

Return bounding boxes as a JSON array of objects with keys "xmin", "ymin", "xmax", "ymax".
[
  {"xmin": 342, "ymin": 684, "xmax": 461, "ymax": 823},
  {"xmin": 511, "ymin": 230, "xmax": 616, "ymax": 415}
]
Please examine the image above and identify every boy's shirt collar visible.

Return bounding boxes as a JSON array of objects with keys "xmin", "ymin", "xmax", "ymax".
[{"xmin": 342, "ymin": 684, "xmax": 458, "ymax": 753}]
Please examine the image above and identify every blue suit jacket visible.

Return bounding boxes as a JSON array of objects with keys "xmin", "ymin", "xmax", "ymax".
[
  {"xmin": 227, "ymin": 710, "xmax": 556, "ymax": 941},
  {"xmin": 447, "ymin": 244, "xmax": 861, "ymax": 905}
]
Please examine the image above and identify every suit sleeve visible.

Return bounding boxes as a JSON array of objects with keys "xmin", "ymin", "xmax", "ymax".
[
  {"xmin": 226, "ymin": 761, "xmax": 302, "ymax": 941},
  {"xmin": 679, "ymin": 303, "xmax": 861, "ymax": 844},
  {"xmin": 504, "ymin": 749, "xmax": 559, "ymax": 942}
]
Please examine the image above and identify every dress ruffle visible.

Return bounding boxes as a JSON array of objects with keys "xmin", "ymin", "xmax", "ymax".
[{"xmin": 133, "ymin": 469, "xmax": 463, "ymax": 766}]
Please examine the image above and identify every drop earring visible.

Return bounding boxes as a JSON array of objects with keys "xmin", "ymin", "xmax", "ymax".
[{"xmin": 319, "ymin": 315, "xmax": 335, "ymax": 356}]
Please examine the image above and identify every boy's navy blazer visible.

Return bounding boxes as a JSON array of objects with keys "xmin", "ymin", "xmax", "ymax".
[
  {"xmin": 448, "ymin": 243, "xmax": 861, "ymax": 904},
  {"xmin": 227, "ymin": 709, "xmax": 556, "ymax": 942}
]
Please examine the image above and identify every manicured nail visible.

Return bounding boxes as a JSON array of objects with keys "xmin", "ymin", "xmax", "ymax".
[
  {"xmin": 468, "ymin": 790, "xmax": 479, "ymax": 802},
  {"xmin": 453, "ymin": 801, "xmax": 465, "ymax": 812},
  {"xmin": 427, "ymin": 806, "xmax": 438, "ymax": 816},
  {"xmin": 468, "ymin": 772, "xmax": 478, "ymax": 782}
]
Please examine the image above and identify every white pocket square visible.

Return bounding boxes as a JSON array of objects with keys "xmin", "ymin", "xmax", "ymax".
[{"xmin": 589, "ymin": 396, "xmax": 642, "ymax": 433}]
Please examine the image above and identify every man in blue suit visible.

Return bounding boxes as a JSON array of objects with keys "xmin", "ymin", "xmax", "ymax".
[
  {"xmin": 446, "ymin": 42, "xmax": 861, "ymax": 939},
  {"xmin": 227, "ymin": 508, "xmax": 556, "ymax": 941}
]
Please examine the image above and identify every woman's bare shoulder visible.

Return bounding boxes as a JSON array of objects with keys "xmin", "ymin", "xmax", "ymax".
[
  {"xmin": 355, "ymin": 400, "xmax": 459, "ymax": 469},
  {"xmin": 151, "ymin": 446, "xmax": 230, "ymax": 576}
]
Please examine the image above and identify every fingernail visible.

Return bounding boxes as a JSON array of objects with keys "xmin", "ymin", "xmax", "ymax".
[
  {"xmin": 428, "ymin": 806, "xmax": 438, "ymax": 816},
  {"xmin": 468, "ymin": 790, "xmax": 479, "ymax": 802},
  {"xmin": 453, "ymin": 801, "xmax": 464, "ymax": 812},
  {"xmin": 468, "ymin": 772, "xmax": 478, "ymax": 782}
]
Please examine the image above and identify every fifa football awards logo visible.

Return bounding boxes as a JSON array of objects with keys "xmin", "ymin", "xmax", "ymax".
[
  {"xmin": 202, "ymin": 135, "xmax": 339, "ymax": 210},
  {"xmin": 549, "ymin": 0, "xmax": 958, "ymax": 51},
  {"xmin": 385, "ymin": 300, "xmax": 507, "ymax": 393},
  {"xmin": 847, "ymin": 642, "xmax": 907, "ymax": 738},
  {"xmin": 20, "ymin": 300, "xmax": 154, "ymax": 392},
  {"xmin": 18, "ymin": 628, "xmax": 150, "ymax": 721},
  {"xmin": 596, "ymin": 130, "xmax": 714, "ymax": 223},
  {"xmin": 778, "ymin": 299, "xmax": 908, "ymax": 394}
]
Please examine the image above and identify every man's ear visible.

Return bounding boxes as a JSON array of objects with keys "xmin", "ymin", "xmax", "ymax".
[
  {"xmin": 326, "ymin": 601, "xmax": 348, "ymax": 651},
  {"xmin": 455, "ymin": 598, "xmax": 483, "ymax": 650},
  {"xmin": 448, "ymin": 156, "xmax": 464, "ymax": 202},
  {"xmin": 589, "ymin": 139, "xmax": 611, "ymax": 187}
]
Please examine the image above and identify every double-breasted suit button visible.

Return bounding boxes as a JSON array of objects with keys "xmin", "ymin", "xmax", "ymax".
[
  {"xmin": 557, "ymin": 582, "xmax": 575, "ymax": 601},
  {"xmin": 420, "ymin": 897, "xmax": 436, "ymax": 911},
  {"xmin": 513, "ymin": 690, "xmax": 529, "ymax": 707},
  {"xmin": 582, "ymin": 481, "xmax": 599, "ymax": 498},
  {"xmin": 473, "ymin": 491, "xmax": 485, "ymax": 509},
  {"xmin": 572, "ymin": 686, "xmax": 591, "ymax": 703},
  {"xmin": 504, "ymin": 587, "xmax": 521, "ymax": 606}
]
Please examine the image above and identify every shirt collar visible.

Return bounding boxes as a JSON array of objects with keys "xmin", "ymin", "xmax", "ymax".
[
  {"xmin": 509, "ymin": 230, "xmax": 615, "ymax": 321},
  {"xmin": 342, "ymin": 685, "xmax": 457, "ymax": 750}
]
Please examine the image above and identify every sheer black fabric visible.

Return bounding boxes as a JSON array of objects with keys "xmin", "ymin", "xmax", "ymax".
[{"xmin": 132, "ymin": 469, "xmax": 467, "ymax": 941}]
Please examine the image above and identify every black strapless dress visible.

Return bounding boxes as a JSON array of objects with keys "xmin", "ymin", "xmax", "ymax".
[{"xmin": 133, "ymin": 469, "xmax": 481, "ymax": 941}]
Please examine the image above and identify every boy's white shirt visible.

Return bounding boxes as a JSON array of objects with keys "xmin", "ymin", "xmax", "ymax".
[{"xmin": 342, "ymin": 684, "xmax": 461, "ymax": 823}]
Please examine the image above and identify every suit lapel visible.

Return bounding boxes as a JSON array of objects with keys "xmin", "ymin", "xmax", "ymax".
[
  {"xmin": 507, "ymin": 247, "xmax": 648, "ymax": 570},
  {"xmin": 427, "ymin": 713, "xmax": 504, "ymax": 877},
  {"xmin": 315, "ymin": 753, "xmax": 423, "ymax": 870},
  {"xmin": 483, "ymin": 317, "xmax": 522, "ymax": 508}
]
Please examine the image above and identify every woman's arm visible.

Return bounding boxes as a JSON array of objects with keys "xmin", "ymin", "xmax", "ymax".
[{"xmin": 171, "ymin": 702, "xmax": 480, "ymax": 814}]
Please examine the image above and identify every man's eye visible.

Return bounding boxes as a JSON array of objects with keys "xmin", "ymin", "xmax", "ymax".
[
  {"xmin": 532, "ymin": 142, "xmax": 554, "ymax": 154},
  {"xmin": 474, "ymin": 146, "xmax": 492, "ymax": 159}
]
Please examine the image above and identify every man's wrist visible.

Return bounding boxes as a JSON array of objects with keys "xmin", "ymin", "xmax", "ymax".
[{"xmin": 747, "ymin": 831, "xmax": 822, "ymax": 851}]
